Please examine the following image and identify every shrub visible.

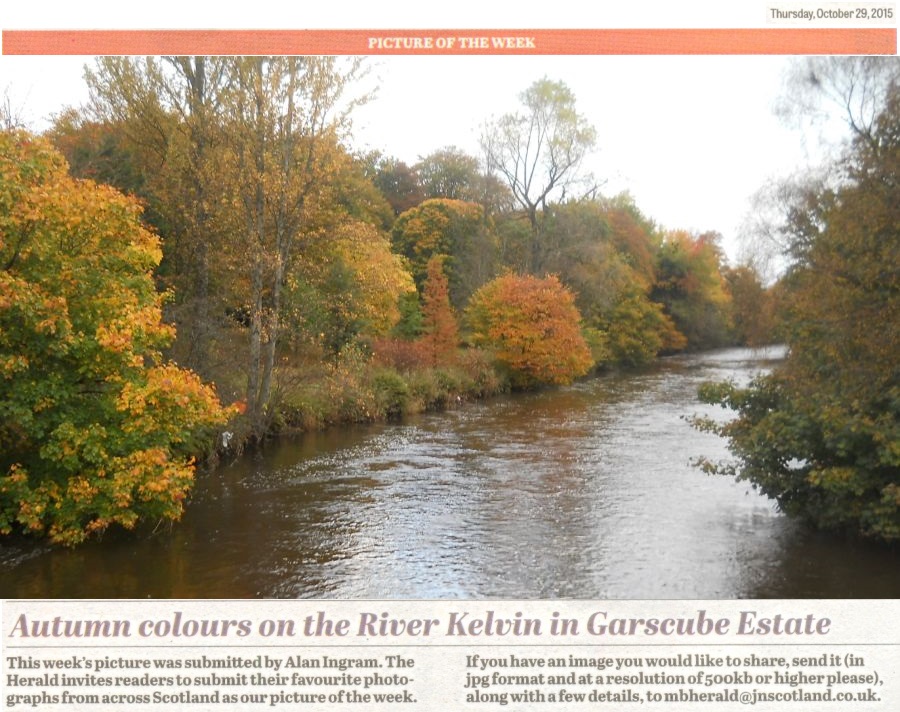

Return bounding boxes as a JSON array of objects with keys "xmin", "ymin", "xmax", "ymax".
[
  {"xmin": 371, "ymin": 337, "xmax": 430, "ymax": 372},
  {"xmin": 371, "ymin": 368, "xmax": 411, "ymax": 419}
]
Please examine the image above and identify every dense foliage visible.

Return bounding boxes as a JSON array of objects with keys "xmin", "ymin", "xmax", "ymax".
[
  {"xmin": 696, "ymin": 84, "xmax": 900, "ymax": 543},
  {"xmin": 652, "ymin": 230, "xmax": 733, "ymax": 351},
  {"xmin": 0, "ymin": 132, "xmax": 229, "ymax": 544},
  {"xmin": 391, "ymin": 198, "xmax": 495, "ymax": 309},
  {"xmin": 3, "ymin": 67, "xmax": 786, "ymax": 545},
  {"xmin": 466, "ymin": 273, "xmax": 594, "ymax": 388}
]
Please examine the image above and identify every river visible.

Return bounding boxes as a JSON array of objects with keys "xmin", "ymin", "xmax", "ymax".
[{"xmin": 1, "ymin": 346, "xmax": 898, "ymax": 599}]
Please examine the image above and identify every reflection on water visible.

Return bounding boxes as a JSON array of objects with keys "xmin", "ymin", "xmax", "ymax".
[{"xmin": 2, "ymin": 346, "xmax": 898, "ymax": 598}]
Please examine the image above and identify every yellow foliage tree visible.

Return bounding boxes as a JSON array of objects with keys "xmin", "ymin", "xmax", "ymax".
[
  {"xmin": 0, "ymin": 131, "xmax": 230, "ymax": 545},
  {"xmin": 332, "ymin": 220, "xmax": 416, "ymax": 336}
]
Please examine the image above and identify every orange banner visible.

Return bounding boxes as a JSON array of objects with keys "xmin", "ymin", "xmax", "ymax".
[{"xmin": 3, "ymin": 28, "xmax": 896, "ymax": 56}]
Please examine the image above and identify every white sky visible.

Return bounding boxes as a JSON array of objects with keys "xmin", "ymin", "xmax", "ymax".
[
  {"xmin": 0, "ymin": 1, "xmax": 888, "ymax": 261},
  {"xmin": 0, "ymin": 54, "xmax": 812, "ymax": 262},
  {"xmin": 351, "ymin": 54, "xmax": 809, "ymax": 259}
]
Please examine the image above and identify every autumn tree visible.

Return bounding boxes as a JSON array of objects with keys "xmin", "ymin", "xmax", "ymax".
[
  {"xmin": 333, "ymin": 221, "xmax": 416, "ymax": 337},
  {"xmin": 652, "ymin": 230, "xmax": 732, "ymax": 350},
  {"xmin": 285, "ymin": 219, "xmax": 415, "ymax": 353},
  {"xmin": 723, "ymin": 264, "xmax": 777, "ymax": 347},
  {"xmin": 743, "ymin": 59, "xmax": 900, "ymax": 281},
  {"xmin": 534, "ymin": 198, "xmax": 683, "ymax": 366},
  {"xmin": 466, "ymin": 273, "xmax": 593, "ymax": 389},
  {"xmin": 392, "ymin": 198, "xmax": 497, "ymax": 309},
  {"xmin": 367, "ymin": 153, "xmax": 424, "ymax": 215},
  {"xmin": 82, "ymin": 56, "xmax": 390, "ymax": 437},
  {"xmin": 419, "ymin": 255, "xmax": 459, "ymax": 367},
  {"xmin": 481, "ymin": 78, "xmax": 597, "ymax": 272},
  {"xmin": 213, "ymin": 56, "xmax": 366, "ymax": 438},
  {"xmin": 600, "ymin": 194, "xmax": 660, "ymax": 289},
  {"xmin": 334, "ymin": 153, "xmax": 396, "ymax": 232},
  {"xmin": 542, "ymin": 202, "xmax": 629, "ymax": 306},
  {"xmin": 697, "ymin": 77, "xmax": 900, "ymax": 543},
  {"xmin": 0, "ymin": 132, "xmax": 229, "ymax": 545}
]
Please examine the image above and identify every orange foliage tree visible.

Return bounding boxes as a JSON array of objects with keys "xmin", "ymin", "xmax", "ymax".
[
  {"xmin": 420, "ymin": 255, "xmax": 459, "ymax": 366},
  {"xmin": 0, "ymin": 132, "xmax": 230, "ymax": 545},
  {"xmin": 465, "ymin": 273, "xmax": 593, "ymax": 388}
]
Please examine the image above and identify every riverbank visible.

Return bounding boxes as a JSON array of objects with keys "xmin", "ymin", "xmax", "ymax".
[
  {"xmin": 214, "ymin": 342, "xmax": 771, "ymax": 457},
  {"xmin": 216, "ymin": 345, "xmax": 511, "ymax": 456},
  {"xmin": 3, "ymin": 347, "xmax": 897, "ymax": 599}
]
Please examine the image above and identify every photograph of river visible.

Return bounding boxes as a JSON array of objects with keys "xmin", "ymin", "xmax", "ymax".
[{"xmin": 2, "ymin": 347, "xmax": 898, "ymax": 599}]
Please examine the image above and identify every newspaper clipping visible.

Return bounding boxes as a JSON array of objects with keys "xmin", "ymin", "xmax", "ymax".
[{"xmin": 1, "ymin": 2, "xmax": 898, "ymax": 711}]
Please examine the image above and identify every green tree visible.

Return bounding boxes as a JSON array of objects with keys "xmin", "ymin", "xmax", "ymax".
[
  {"xmin": 601, "ymin": 291, "xmax": 686, "ymax": 367},
  {"xmin": 537, "ymin": 200, "xmax": 631, "ymax": 307},
  {"xmin": 481, "ymin": 78, "xmax": 597, "ymax": 273},
  {"xmin": 392, "ymin": 198, "xmax": 497, "ymax": 309},
  {"xmin": 47, "ymin": 110, "xmax": 148, "ymax": 201},
  {"xmin": 416, "ymin": 146, "xmax": 514, "ymax": 219},
  {"xmin": 416, "ymin": 146, "xmax": 482, "ymax": 201},
  {"xmin": 0, "ymin": 131, "xmax": 229, "ymax": 545},
  {"xmin": 466, "ymin": 273, "xmax": 593, "ymax": 389},
  {"xmin": 697, "ymin": 83, "xmax": 900, "ymax": 543}
]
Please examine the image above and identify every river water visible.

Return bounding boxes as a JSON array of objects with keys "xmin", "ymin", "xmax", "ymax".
[{"xmin": 1, "ymin": 347, "xmax": 898, "ymax": 599}]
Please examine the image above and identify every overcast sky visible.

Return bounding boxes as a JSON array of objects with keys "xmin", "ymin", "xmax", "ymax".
[
  {"xmin": 352, "ymin": 54, "xmax": 813, "ymax": 259},
  {"xmin": 2, "ymin": 53, "xmax": 817, "ymax": 262},
  {"xmin": 1, "ymin": 0, "xmax": 887, "ymax": 261},
  {"xmin": 12, "ymin": 15, "xmax": 870, "ymax": 275}
]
